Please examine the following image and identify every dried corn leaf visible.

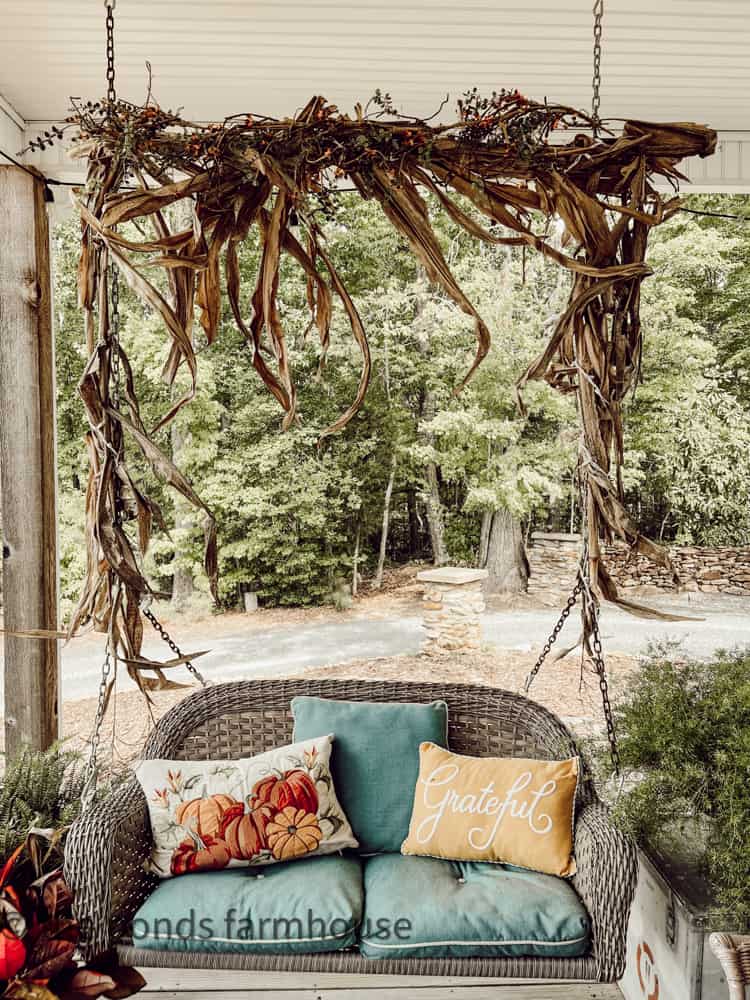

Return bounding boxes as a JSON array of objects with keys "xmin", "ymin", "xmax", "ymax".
[{"xmin": 66, "ymin": 92, "xmax": 717, "ymax": 680}]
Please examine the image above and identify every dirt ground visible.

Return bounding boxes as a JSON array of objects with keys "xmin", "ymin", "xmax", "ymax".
[{"xmin": 10, "ymin": 566, "xmax": 638, "ymax": 766}]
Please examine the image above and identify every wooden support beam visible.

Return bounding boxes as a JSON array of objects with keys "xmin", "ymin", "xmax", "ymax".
[{"xmin": 0, "ymin": 165, "xmax": 60, "ymax": 754}]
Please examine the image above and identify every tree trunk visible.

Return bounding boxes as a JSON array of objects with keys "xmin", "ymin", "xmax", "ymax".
[
  {"xmin": 423, "ymin": 447, "xmax": 448, "ymax": 567},
  {"xmin": 170, "ymin": 420, "xmax": 195, "ymax": 609},
  {"xmin": 164, "ymin": 199, "xmax": 197, "ymax": 611},
  {"xmin": 407, "ymin": 489, "xmax": 421, "ymax": 558},
  {"xmin": 412, "ymin": 266, "xmax": 448, "ymax": 567},
  {"xmin": 374, "ymin": 456, "xmax": 397, "ymax": 590},
  {"xmin": 352, "ymin": 519, "xmax": 361, "ymax": 597},
  {"xmin": 478, "ymin": 509, "xmax": 493, "ymax": 568},
  {"xmin": 483, "ymin": 508, "xmax": 529, "ymax": 595}
]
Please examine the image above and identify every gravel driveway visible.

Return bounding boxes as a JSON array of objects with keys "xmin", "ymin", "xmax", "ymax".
[{"xmin": 3, "ymin": 591, "xmax": 743, "ymax": 705}]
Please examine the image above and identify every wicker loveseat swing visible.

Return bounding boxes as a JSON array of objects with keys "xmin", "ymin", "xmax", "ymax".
[{"xmin": 64, "ymin": 678, "xmax": 637, "ymax": 983}]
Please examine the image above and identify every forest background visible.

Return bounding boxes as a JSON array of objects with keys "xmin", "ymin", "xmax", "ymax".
[{"xmin": 48, "ymin": 192, "xmax": 750, "ymax": 616}]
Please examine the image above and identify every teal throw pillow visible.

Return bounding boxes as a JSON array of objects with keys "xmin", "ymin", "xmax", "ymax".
[{"xmin": 291, "ymin": 696, "xmax": 448, "ymax": 854}]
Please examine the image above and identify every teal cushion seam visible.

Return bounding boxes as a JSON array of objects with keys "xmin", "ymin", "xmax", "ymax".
[{"xmin": 359, "ymin": 932, "xmax": 589, "ymax": 951}]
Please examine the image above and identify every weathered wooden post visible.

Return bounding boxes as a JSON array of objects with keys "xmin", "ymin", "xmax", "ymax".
[{"xmin": 0, "ymin": 165, "xmax": 60, "ymax": 754}]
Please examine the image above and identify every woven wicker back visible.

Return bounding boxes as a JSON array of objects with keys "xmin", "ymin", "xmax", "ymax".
[{"xmin": 142, "ymin": 678, "xmax": 593, "ymax": 804}]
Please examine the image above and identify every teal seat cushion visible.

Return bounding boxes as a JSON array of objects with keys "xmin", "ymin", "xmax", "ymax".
[
  {"xmin": 291, "ymin": 696, "xmax": 448, "ymax": 854},
  {"xmin": 132, "ymin": 855, "xmax": 363, "ymax": 955},
  {"xmin": 360, "ymin": 854, "xmax": 590, "ymax": 960}
]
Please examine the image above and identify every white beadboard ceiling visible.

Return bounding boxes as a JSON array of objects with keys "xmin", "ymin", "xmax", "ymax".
[{"xmin": 0, "ymin": 0, "xmax": 748, "ymax": 131}]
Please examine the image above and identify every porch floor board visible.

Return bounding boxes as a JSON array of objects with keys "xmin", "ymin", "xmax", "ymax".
[{"xmin": 137, "ymin": 968, "xmax": 623, "ymax": 997}]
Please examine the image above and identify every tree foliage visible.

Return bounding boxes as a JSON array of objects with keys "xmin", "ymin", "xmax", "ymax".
[
  {"xmin": 49, "ymin": 193, "xmax": 750, "ymax": 613},
  {"xmin": 611, "ymin": 646, "xmax": 750, "ymax": 927},
  {"xmin": 622, "ymin": 197, "xmax": 750, "ymax": 544}
]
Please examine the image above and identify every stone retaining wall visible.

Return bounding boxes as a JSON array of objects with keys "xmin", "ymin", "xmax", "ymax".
[
  {"xmin": 527, "ymin": 531, "xmax": 750, "ymax": 597},
  {"xmin": 526, "ymin": 533, "xmax": 582, "ymax": 598}
]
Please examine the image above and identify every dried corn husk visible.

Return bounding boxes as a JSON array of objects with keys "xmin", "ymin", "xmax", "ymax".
[{"xmin": 64, "ymin": 92, "xmax": 716, "ymax": 682}]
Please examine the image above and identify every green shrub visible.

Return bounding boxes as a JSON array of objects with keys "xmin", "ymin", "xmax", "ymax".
[
  {"xmin": 0, "ymin": 744, "xmax": 86, "ymax": 867},
  {"xmin": 611, "ymin": 644, "xmax": 750, "ymax": 928}
]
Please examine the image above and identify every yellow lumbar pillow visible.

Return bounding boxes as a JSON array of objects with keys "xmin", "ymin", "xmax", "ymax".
[{"xmin": 401, "ymin": 742, "xmax": 579, "ymax": 877}]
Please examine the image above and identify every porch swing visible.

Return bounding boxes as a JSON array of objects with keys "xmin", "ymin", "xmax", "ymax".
[{"xmin": 61, "ymin": 0, "xmax": 717, "ymax": 984}]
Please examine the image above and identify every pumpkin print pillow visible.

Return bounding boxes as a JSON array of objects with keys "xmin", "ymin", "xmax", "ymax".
[{"xmin": 135, "ymin": 735, "xmax": 357, "ymax": 878}]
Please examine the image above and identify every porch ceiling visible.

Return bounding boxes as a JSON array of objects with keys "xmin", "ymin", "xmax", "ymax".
[{"xmin": 1, "ymin": 0, "xmax": 748, "ymax": 130}]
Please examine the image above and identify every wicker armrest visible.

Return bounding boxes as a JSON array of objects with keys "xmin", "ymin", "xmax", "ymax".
[
  {"xmin": 64, "ymin": 777, "xmax": 158, "ymax": 960},
  {"xmin": 572, "ymin": 800, "xmax": 637, "ymax": 981}
]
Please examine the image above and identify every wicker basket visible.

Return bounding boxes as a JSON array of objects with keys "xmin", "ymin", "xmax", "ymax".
[{"xmin": 64, "ymin": 678, "xmax": 636, "ymax": 982}]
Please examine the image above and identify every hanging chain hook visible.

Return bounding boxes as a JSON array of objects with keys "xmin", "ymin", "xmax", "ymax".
[
  {"xmin": 591, "ymin": 0, "xmax": 604, "ymax": 136},
  {"xmin": 105, "ymin": 0, "xmax": 117, "ymax": 108}
]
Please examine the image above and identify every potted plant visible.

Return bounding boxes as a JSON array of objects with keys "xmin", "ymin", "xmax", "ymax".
[{"xmin": 0, "ymin": 746, "xmax": 144, "ymax": 1000}]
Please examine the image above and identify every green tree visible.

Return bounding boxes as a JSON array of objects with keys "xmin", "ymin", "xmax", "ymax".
[
  {"xmin": 50, "ymin": 193, "xmax": 750, "ymax": 612},
  {"xmin": 624, "ymin": 200, "xmax": 750, "ymax": 544}
]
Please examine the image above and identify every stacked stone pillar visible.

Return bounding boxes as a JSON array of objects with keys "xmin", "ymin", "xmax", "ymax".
[{"xmin": 416, "ymin": 567, "xmax": 488, "ymax": 655}]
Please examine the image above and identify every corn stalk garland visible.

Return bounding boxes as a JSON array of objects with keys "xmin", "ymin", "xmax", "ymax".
[{"xmin": 56, "ymin": 91, "xmax": 715, "ymax": 692}]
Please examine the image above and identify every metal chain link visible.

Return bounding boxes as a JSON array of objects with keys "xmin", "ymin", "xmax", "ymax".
[
  {"xmin": 589, "ymin": 605, "xmax": 621, "ymax": 775},
  {"xmin": 592, "ymin": 0, "xmax": 604, "ymax": 135},
  {"xmin": 523, "ymin": 579, "xmax": 583, "ymax": 693},
  {"xmin": 579, "ymin": 475, "xmax": 621, "ymax": 776},
  {"xmin": 82, "ymin": 644, "xmax": 113, "ymax": 808},
  {"xmin": 84, "ymin": 0, "xmax": 120, "ymax": 804},
  {"xmin": 105, "ymin": 0, "xmax": 116, "ymax": 107},
  {"xmin": 143, "ymin": 606, "xmax": 208, "ymax": 687}
]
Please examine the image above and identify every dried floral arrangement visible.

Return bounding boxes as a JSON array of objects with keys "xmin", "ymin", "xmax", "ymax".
[{"xmin": 55, "ymin": 89, "xmax": 715, "ymax": 692}]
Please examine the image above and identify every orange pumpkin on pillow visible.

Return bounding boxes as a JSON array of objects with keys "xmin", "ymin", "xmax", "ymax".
[
  {"xmin": 220, "ymin": 805, "xmax": 273, "ymax": 861},
  {"xmin": 171, "ymin": 833, "xmax": 232, "ymax": 876},
  {"xmin": 249, "ymin": 770, "xmax": 318, "ymax": 815},
  {"xmin": 175, "ymin": 794, "xmax": 242, "ymax": 838},
  {"xmin": 266, "ymin": 808, "xmax": 322, "ymax": 861}
]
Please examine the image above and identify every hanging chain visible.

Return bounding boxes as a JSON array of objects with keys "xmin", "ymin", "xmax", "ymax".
[
  {"xmin": 523, "ymin": 580, "xmax": 582, "ymax": 693},
  {"xmin": 109, "ymin": 263, "xmax": 122, "ymax": 444},
  {"xmin": 142, "ymin": 606, "xmax": 208, "ymax": 687},
  {"xmin": 83, "ymin": 261, "xmax": 124, "ymax": 806},
  {"xmin": 83, "ymin": 1, "xmax": 121, "ymax": 810},
  {"xmin": 589, "ymin": 602, "xmax": 621, "ymax": 776},
  {"xmin": 82, "ymin": 643, "xmax": 114, "ymax": 809},
  {"xmin": 579, "ymin": 474, "xmax": 621, "ymax": 776},
  {"xmin": 105, "ymin": 0, "xmax": 117, "ymax": 107},
  {"xmin": 591, "ymin": 0, "xmax": 604, "ymax": 136},
  {"xmin": 525, "ymin": 470, "xmax": 621, "ymax": 776}
]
